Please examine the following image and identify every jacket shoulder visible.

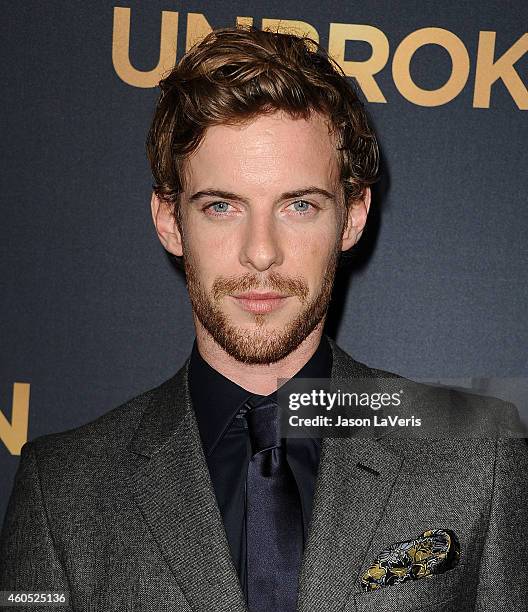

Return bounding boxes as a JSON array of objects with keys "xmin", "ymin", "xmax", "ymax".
[
  {"xmin": 327, "ymin": 336, "xmax": 522, "ymax": 431},
  {"xmin": 327, "ymin": 336, "xmax": 404, "ymax": 381},
  {"xmin": 25, "ymin": 363, "xmax": 188, "ymax": 458}
]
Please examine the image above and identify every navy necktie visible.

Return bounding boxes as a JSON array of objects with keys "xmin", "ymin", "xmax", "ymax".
[{"xmin": 244, "ymin": 396, "xmax": 304, "ymax": 612}]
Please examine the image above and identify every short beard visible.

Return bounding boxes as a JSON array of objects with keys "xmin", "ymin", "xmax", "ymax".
[{"xmin": 183, "ymin": 243, "xmax": 341, "ymax": 365}]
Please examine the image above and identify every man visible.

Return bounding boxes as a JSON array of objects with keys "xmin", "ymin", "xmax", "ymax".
[{"xmin": 1, "ymin": 26, "xmax": 527, "ymax": 612}]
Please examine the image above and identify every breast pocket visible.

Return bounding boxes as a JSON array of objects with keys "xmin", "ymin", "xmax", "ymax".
[{"xmin": 349, "ymin": 564, "xmax": 468, "ymax": 612}]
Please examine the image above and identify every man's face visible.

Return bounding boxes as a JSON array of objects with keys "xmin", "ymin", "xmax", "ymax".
[{"xmin": 153, "ymin": 111, "xmax": 368, "ymax": 364}]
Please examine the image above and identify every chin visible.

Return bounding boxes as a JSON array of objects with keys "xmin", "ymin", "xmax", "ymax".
[
  {"xmin": 225, "ymin": 307, "xmax": 295, "ymax": 329},
  {"xmin": 205, "ymin": 314, "xmax": 323, "ymax": 365}
]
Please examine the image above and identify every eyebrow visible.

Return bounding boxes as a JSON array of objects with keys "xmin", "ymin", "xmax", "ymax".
[{"xmin": 188, "ymin": 186, "xmax": 336, "ymax": 204}]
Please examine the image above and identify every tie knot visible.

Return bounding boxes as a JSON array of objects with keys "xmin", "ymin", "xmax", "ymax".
[{"xmin": 244, "ymin": 397, "xmax": 281, "ymax": 455}]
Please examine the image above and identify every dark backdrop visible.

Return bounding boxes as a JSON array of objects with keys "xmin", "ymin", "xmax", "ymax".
[{"xmin": 1, "ymin": 1, "xmax": 527, "ymax": 523}]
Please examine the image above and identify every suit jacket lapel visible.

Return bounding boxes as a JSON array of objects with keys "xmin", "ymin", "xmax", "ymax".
[
  {"xmin": 297, "ymin": 339, "xmax": 404, "ymax": 612},
  {"xmin": 125, "ymin": 360, "xmax": 248, "ymax": 612},
  {"xmin": 124, "ymin": 336, "xmax": 403, "ymax": 612}
]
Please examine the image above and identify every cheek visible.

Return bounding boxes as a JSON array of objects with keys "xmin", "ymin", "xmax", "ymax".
[
  {"xmin": 287, "ymin": 230, "xmax": 339, "ymax": 280},
  {"xmin": 184, "ymin": 224, "xmax": 237, "ymax": 279}
]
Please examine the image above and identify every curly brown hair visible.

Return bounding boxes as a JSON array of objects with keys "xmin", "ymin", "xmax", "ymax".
[{"xmin": 146, "ymin": 26, "xmax": 379, "ymax": 219}]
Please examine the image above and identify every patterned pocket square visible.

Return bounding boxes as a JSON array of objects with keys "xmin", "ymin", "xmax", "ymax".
[{"xmin": 361, "ymin": 529, "xmax": 460, "ymax": 592}]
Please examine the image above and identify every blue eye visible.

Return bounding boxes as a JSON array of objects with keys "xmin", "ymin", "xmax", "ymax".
[
  {"xmin": 209, "ymin": 202, "xmax": 230, "ymax": 213},
  {"xmin": 291, "ymin": 200, "xmax": 312, "ymax": 213}
]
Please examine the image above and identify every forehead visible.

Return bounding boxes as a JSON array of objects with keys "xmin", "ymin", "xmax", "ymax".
[{"xmin": 184, "ymin": 111, "xmax": 340, "ymax": 194}]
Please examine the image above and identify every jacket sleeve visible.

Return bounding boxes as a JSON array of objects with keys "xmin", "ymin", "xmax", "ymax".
[
  {"xmin": 475, "ymin": 435, "xmax": 528, "ymax": 611},
  {"xmin": 0, "ymin": 441, "xmax": 73, "ymax": 611}
]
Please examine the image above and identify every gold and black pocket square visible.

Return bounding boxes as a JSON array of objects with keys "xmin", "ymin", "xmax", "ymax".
[{"xmin": 361, "ymin": 529, "xmax": 460, "ymax": 592}]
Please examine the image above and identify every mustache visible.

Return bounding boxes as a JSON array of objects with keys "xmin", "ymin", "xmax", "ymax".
[{"xmin": 211, "ymin": 272, "xmax": 309, "ymax": 302}]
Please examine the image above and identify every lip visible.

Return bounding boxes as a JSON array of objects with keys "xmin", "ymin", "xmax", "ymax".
[{"xmin": 231, "ymin": 292, "xmax": 289, "ymax": 314}]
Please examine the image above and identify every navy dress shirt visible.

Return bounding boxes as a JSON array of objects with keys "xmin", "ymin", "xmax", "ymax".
[{"xmin": 188, "ymin": 335, "xmax": 332, "ymax": 597}]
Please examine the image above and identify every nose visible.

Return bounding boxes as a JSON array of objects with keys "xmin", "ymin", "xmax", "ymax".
[{"xmin": 239, "ymin": 209, "xmax": 284, "ymax": 272}]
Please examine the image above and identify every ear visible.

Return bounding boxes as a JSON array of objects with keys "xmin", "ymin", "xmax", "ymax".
[
  {"xmin": 341, "ymin": 187, "xmax": 371, "ymax": 251},
  {"xmin": 150, "ymin": 192, "xmax": 183, "ymax": 257}
]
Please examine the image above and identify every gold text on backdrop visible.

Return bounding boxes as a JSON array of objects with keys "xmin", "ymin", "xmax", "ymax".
[
  {"xmin": 112, "ymin": 7, "xmax": 527, "ymax": 108},
  {"xmin": 0, "ymin": 383, "xmax": 30, "ymax": 455}
]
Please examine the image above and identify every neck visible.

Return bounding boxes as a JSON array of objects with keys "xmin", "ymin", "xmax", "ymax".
[{"xmin": 193, "ymin": 318, "xmax": 326, "ymax": 395}]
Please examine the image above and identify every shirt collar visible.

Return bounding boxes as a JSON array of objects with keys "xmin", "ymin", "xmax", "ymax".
[{"xmin": 188, "ymin": 335, "xmax": 333, "ymax": 457}]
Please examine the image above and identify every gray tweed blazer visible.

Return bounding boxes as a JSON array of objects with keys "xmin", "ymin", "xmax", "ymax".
[{"xmin": 1, "ymin": 337, "xmax": 527, "ymax": 612}]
